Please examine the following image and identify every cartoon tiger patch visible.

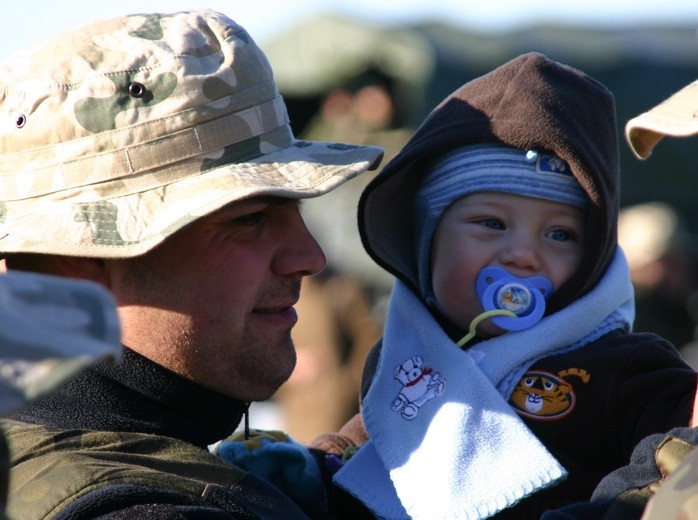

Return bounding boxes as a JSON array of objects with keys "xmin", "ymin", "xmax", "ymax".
[{"xmin": 509, "ymin": 368, "xmax": 590, "ymax": 420}]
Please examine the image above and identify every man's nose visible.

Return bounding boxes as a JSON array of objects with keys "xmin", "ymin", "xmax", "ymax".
[{"xmin": 273, "ymin": 213, "xmax": 327, "ymax": 277}]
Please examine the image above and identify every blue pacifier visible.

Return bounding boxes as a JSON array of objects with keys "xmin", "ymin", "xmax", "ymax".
[{"xmin": 475, "ymin": 266, "xmax": 553, "ymax": 331}]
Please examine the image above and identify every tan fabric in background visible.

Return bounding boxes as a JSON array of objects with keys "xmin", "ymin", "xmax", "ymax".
[{"xmin": 274, "ymin": 274, "xmax": 382, "ymax": 443}]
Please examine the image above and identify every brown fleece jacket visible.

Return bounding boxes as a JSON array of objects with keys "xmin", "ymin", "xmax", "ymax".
[{"xmin": 358, "ymin": 52, "xmax": 620, "ymax": 313}]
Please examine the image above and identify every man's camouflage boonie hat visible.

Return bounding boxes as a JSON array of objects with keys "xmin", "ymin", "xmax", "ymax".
[{"xmin": 0, "ymin": 9, "xmax": 383, "ymax": 257}]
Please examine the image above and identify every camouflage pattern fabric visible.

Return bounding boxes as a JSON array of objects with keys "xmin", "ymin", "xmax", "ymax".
[
  {"xmin": 0, "ymin": 270, "xmax": 120, "ymax": 520},
  {"xmin": 0, "ymin": 9, "xmax": 383, "ymax": 258},
  {"xmin": 0, "ymin": 271, "xmax": 121, "ymax": 413},
  {"xmin": 0, "ymin": 432, "xmax": 7, "ymax": 520},
  {"xmin": 1, "ymin": 419, "xmax": 249, "ymax": 520},
  {"xmin": 641, "ymin": 436, "xmax": 698, "ymax": 519}
]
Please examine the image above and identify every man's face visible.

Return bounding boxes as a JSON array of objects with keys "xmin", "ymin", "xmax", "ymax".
[{"xmin": 107, "ymin": 196, "xmax": 327, "ymax": 401}]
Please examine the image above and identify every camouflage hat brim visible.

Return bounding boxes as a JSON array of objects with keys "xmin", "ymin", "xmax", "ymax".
[
  {"xmin": 0, "ymin": 271, "xmax": 121, "ymax": 413},
  {"xmin": 0, "ymin": 137, "xmax": 383, "ymax": 257},
  {"xmin": 0, "ymin": 10, "xmax": 384, "ymax": 257},
  {"xmin": 625, "ymin": 80, "xmax": 698, "ymax": 159}
]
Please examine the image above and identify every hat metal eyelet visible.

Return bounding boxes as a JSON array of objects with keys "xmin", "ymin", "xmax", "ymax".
[
  {"xmin": 15, "ymin": 114, "xmax": 26, "ymax": 128},
  {"xmin": 128, "ymin": 82, "xmax": 146, "ymax": 98}
]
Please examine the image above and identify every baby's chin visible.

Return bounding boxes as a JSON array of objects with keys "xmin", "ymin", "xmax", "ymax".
[{"xmin": 449, "ymin": 312, "xmax": 509, "ymax": 343}]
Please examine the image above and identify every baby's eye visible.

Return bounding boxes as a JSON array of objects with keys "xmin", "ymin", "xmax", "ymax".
[
  {"xmin": 547, "ymin": 228, "xmax": 574, "ymax": 241},
  {"xmin": 476, "ymin": 218, "xmax": 504, "ymax": 230}
]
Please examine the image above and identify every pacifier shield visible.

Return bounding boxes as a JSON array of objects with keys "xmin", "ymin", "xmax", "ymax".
[{"xmin": 476, "ymin": 266, "xmax": 553, "ymax": 331}]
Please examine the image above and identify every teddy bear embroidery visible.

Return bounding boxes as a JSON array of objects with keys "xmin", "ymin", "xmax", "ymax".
[{"xmin": 392, "ymin": 356, "xmax": 445, "ymax": 420}]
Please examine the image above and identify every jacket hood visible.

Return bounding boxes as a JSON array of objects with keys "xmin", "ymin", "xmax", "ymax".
[{"xmin": 358, "ymin": 52, "xmax": 620, "ymax": 313}]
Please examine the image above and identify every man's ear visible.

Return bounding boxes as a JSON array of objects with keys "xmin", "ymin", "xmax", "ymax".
[{"xmin": 53, "ymin": 256, "xmax": 111, "ymax": 289}]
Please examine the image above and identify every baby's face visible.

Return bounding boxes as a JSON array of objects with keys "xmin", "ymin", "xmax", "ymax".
[{"xmin": 430, "ymin": 191, "xmax": 586, "ymax": 338}]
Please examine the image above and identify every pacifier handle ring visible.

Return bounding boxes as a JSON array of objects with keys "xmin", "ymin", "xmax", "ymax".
[
  {"xmin": 456, "ymin": 309, "xmax": 517, "ymax": 348},
  {"xmin": 481, "ymin": 281, "xmax": 547, "ymax": 331}
]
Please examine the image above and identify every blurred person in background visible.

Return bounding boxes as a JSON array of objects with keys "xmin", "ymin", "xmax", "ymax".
[
  {"xmin": 303, "ymin": 69, "xmax": 412, "ymax": 166},
  {"xmin": 299, "ymin": 69, "xmax": 413, "ymax": 301},
  {"xmin": 618, "ymin": 201, "xmax": 698, "ymax": 366}
]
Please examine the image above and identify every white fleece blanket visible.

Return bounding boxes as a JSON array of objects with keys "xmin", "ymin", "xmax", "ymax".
[{"xmin": 335, "ymin": 249, "xmax": 634, "ymax": 520}]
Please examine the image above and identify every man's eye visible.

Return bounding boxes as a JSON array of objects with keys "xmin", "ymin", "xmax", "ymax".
[{"xmin": 236, "ymin": 212, "xmax": 265, "ymax": 226}]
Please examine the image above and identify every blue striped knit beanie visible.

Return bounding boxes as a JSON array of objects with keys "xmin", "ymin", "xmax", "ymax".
[{"xmin": 414, "ymin": 143, "xmax": 589, "ymax": 300}]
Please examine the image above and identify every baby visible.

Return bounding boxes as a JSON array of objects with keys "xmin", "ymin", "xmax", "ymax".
[{"xmin": 314, "ymin": 52, "xmax": 697, "ymax": 520}]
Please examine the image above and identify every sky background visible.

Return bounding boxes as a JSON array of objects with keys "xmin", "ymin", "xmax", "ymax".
[{"xmin": 2, "ymin": 0, "xmax": 697, "ymax": 60}]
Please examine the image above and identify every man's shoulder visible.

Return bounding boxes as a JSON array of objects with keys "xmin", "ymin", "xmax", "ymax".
[
  {"xmin": 1, "ymin": 418, "xmax": 250, "ymax": 519},
  {"xmin": 2, "ymin": 418, "xmax": 233, "ymax": 467}
]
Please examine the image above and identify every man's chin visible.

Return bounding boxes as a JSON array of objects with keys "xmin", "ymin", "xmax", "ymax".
[{"xmin": 245, "ymin": 357, "xmax": 296, "ymax": 401}]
